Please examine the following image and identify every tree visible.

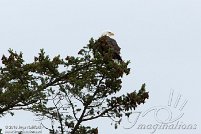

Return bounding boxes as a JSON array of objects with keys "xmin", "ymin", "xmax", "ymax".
[{"xmin": 0, "ymin": 36, "xmax": 149, "ymax": 134}]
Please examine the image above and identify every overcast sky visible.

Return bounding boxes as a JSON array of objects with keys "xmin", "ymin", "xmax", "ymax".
[{"xmin": 0, "ymin": 0, "xmax": 201, "ymax": 134}]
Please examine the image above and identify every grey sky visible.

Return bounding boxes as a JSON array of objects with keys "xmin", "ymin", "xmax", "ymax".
[{"xmin": 0, "ymin": 0, "xmax": 201, "ymax": 133}]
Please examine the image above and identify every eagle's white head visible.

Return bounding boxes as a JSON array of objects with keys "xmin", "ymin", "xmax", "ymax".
[{"xmin": 101, "ymin": 31, "xmax": 115, "ymax": 37}]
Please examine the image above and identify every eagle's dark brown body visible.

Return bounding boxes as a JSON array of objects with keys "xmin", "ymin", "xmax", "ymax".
[{"xmin": 93, "ymin": 35, "xmax": 122, "ymax": 61}]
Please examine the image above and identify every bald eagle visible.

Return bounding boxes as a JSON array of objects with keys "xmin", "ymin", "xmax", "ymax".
[{"xmin": 93, "ymin": 32, "xmax": 122, "ymax": 61}]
